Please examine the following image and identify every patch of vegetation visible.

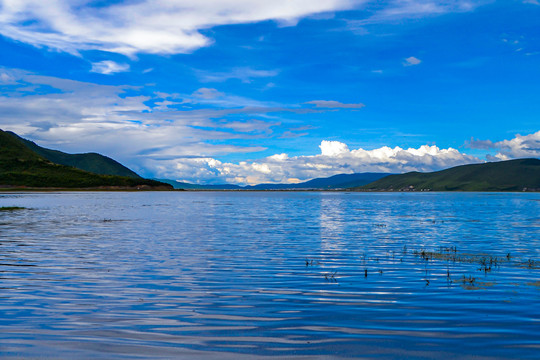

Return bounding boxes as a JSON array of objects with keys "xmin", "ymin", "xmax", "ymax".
[
  {"xmin": 303, "ymin": 245, "xmax": 538, "ymax": 291},
  {"xmin": 357, "ymin": 158, "xmax": 540, "ymax": 192},
  {"xmin": 0, "ymin": 206, "xmax": 26, "ymax": 211}
]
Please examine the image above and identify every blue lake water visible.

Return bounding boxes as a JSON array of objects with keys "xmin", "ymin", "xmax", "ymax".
[{"xmin": 0, "ymin": 191, "xmax": 539, "ymax": 359}]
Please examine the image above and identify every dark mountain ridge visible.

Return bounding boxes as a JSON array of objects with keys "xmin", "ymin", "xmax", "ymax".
[
  {"xmin": 356, "ymin": 158, "xmax": 540, "ymax": 192},
  {"xmin": 7, "ymin": 131, "xmax": 141, "ymax": 178},
  {"xmin": 0, "ymin": 129, "xmax": 171, "ymax": 189}
]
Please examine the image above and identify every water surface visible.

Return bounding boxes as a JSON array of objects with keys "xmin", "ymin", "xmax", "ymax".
[{"xmin": 0, "ymin": 191, "xmax": 539, "ymax": 359}]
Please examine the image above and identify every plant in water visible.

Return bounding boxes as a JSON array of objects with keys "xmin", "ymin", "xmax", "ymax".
[
  {"xmin": 462, "ymin": 275, "xmax": 476, "ymax": 285},
  {"xmin": 324, "ymin": 271, "xmax": 338, "ymax": 282},
  {"xmin": 0, "ymin": 206, "xmax": 26, "ymax": 211}
]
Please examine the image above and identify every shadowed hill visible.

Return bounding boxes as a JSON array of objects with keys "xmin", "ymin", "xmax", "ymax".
[
  {"xmin": 7, "ymin": 131, "xmax": 141, "ymax": 178},
  {"xmin": 357, "ymin": 159, "xmax": 540, "ymax": 192},
  {"xmin": 0, "ymin": 130, "xmax": 172, "ymax": 189}
]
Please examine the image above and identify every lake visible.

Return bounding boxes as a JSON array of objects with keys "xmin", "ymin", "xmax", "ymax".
[{"xmin": 0, "ymin": 191, "xmax": 539, "ymax": 359}]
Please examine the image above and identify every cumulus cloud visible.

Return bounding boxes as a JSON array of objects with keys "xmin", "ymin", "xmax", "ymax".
[
  {"xmin": 492, "ymin": 131, "xmax": 540, "ymax": 160},
  {"xmin": 90, "ymin": 61, "xmax": 130, "ymax": 75},
  {"xmin": 467, "ymin": 131, "xmax": 540, "ymax": 160},
  {"xmin": 152, "ymin": 140, "xmax": 481, "ymax": 185},
  {"xmin": 403, "ymin": 56, "xmax": 422, "ymax": 66},
  {"xmin": 305, "ymin": 100, "xmax": 366, "ymax": 109},
  {"xmin": 319, "ymin": 140, "xmax": 350, "ymax": 156}
]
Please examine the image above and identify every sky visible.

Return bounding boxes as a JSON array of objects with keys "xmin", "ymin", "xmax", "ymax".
[{"xmin": 0, "ymin": 0, "xmax": 539, "ymax": 185}]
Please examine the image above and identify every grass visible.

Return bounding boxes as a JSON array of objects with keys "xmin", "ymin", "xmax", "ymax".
[{"xmin": 0, "ymin": 206, "xmax": 26, "ymax": 211}]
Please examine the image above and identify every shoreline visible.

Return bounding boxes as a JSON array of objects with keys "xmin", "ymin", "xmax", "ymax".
[{"xmin": 0, "ymin": 187, "xmax": 538, "ymax": 193}]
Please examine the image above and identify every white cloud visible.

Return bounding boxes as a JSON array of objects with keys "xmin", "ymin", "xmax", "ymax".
[
  {"xmin": 468, "ymin": 131, "xmax": 540, "ymax": 160},
  {"xmin": 197, "ymin": 67, "xmax": 279, "ymax": 83},
  {"xmin": 358, "ymin": 0, "xmax": 485, "ymax": 25},
  {"xmin": 90, "ymin": 60, "xmax": 130, "ymax": 75},
  {"xmin": 305, "ymin": 100, "xmax": 365, "ymax": 109},
  {"xmin": 0, "ymin": 0, "xmax": 362, "ymax": 56},
  {"xmin": 492, "ymin": 131, "xmax": 540, "ymax": 160},
  {"xmin": 191, "ymin": 88, "xmax": 225, "ymax": 100},
  {"xmin": 0, "ymin": 71, "xmax": 17, "ymax": 84},
  {"xmin": 181, "ymin": 87, "xmax": 279, "ymax": 108},
  {"xmin": 0, "ymin": 1, "xmax": 488, "ymax": 57},
  {"xmin": 219, "ymin": 119, "xmax": 280, "ymax": 133},
  {"xmin": 320, "ymin": 140, "xmax": 350, "ymax": 156},
  {"xmin": 403, "ymin": 56, "xmax": 422, "ymax": 66},
  {"xmin": 0, "ymin": 69, "xmax": 292, "ymax": 174}
]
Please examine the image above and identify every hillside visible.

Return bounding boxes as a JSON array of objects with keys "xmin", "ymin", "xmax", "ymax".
[
  {"xmin": 7, "ymin": 131, "xmax": 141, "ymax": 178},
  {"xmin": 357, "ymin": 158, "xmax": 540, "ymax": 192},
  {"xmin": 0, "ymin": 130, "xmax": 172, "ymax": 189}
]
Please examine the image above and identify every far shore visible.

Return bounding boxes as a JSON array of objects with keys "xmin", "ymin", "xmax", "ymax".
[{"xmin": 0, "ymin": 187, "xmax": 538, "ymax": 193}]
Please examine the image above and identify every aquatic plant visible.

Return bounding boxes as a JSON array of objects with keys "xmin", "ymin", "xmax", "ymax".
[
  {"xmin": 0, "ymin": 206, "xmax": 26, "ymax": 211},
  {"xmin": 324, "ymin": 271, "xmax": 338, "ymax": 282}
]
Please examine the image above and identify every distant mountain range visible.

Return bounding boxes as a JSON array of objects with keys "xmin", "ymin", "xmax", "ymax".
[
  {"xmin": 159, "ymin": 172, "xmax": 392, "ymax": 190},
  {"xmin": 356, "ymin": 158, "xmax": 540, "ymax": 192},
  {"xmin": 0, "ymin": 129, "xmax": 171, "ymax": 189}
]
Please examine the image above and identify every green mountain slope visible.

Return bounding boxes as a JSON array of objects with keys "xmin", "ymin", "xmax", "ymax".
[
  {"xmin": 0, "ymin": 130, "xmax": 171, "ymax": 189},
  {"xmin": 357, "ymin": 159, "xmax": 540, "ymax": 191},
  {"xmin": 7, "ymin": 131, "xmax": 141, "ymax": 178}
]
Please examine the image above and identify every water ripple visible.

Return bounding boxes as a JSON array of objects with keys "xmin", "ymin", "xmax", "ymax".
[{"xmin": 0, "ymin": 191, "xmax": 539, "ymax": 359}]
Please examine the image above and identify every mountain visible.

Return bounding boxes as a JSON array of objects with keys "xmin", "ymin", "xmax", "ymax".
[
  {"xmin": 162, "ymin": 172, "xmax": 391, "ymax": 190},
  {"xmin": 247, "ymin": 173, "xmax": 391, "ymax": 190},
  {"xmin": 357, "ymin": 159, "xmax": 540, "ymax": 192},
  {"xmin": 0, "ymin": 129, "xmax": 172, "ymax": 189},
  {"xmin": 7, "ymin": 131, "xmax": 141, "ymax": 178}
]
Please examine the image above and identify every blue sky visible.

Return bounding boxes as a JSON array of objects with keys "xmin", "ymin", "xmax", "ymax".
[{"xmin": 0, "ymin": 0, "xmax": 539, "ymax": 184}]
